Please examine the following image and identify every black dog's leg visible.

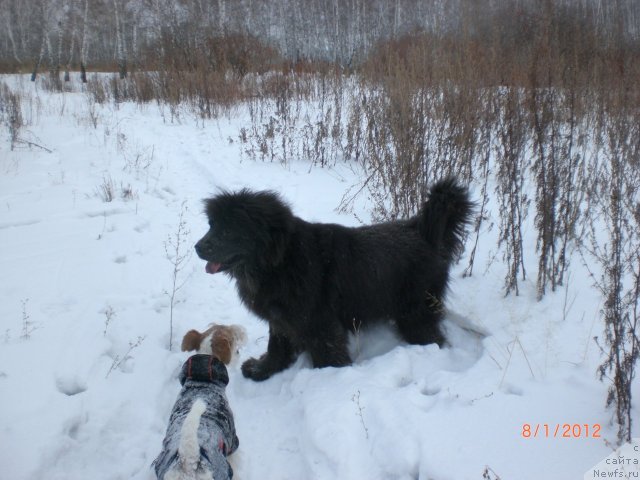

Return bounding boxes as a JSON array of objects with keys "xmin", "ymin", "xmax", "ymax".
[
  {"xmin": 396, "ymin": 298, "xmax": 446, "ymax": 347},
  {"xmin": 242, "ymin": 329, "xmax": 298, "ymax": 381},
  {"xmin": 306, "ymin": 322, "xmax": 352, "ymax": 369}
]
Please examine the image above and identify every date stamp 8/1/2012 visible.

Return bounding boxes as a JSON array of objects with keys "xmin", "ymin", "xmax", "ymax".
[{"xmin": 521, "ymin": 423, "xmax": 601, "ymax": 439}]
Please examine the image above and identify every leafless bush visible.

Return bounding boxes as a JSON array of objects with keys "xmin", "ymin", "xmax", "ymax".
[
  {"xmin": 105, "ymin": 336, "xmax": 146, "ymax": 378},
  {"xmin": 80, "ymin": 33, "xmax": 282, "ymax": 120},
  {"xmin": 463, "ymin": 130, "xmax": 492, "ymax": 278},
  {"xmin": 360, "ymin": 83, "xmax": 435, "ymax": 221},
  {"xmin": 101, "ymin": 305, "xmax": 116, "ymax": 337},
  {"xmin": 529, "ymin": 89, "xmax": 585, "ymax": 299},
  {"xmin": 123, "ymin": 143, "xmax": 155, "ymax": 178},
  {"xmin": 85, "ymin": 76, "xmax": 109, "ymax": 104},
  {"xmin": 351, "ymin": 390, "xmax": 369, "ymax": 440},
  {"xmin": 164, "ymin": 201, "xmax": 192, "ymax": 351},
  {"xmin": 20, "ymin": 298, "xmax": 38, "ymax": 340},
  {"xmin": 582, "ymin": 98, "xmax": 640, "ymax": 444},
  {"xmin": 494, "ymin": 88, "xmax": 530, "ymax": 296},
  {"xmin": 242, "ymin": 73, "xmax": 300, "ymax": 164},
  {"xmin": 120, "ymin": 183, "xmax": 137, "ymax": 201},
  {"xmin": 240, "ymin": 71, "xmax": 346, "ymax": 167},
  {"xmin": 0, "ymin": 82, "xmax": 24, "ymax": 150},
  {"xmin": 95, "ymin": 175, "xmax": 116, "ymax": 202},
  {"xmin": 40, "ymin": 71, "xmax": 65, "ymax": 93}
]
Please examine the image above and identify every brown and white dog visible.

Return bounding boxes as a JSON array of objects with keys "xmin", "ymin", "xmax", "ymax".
[{"xmin": 181, "ymin": 324, "xmax": 247, "ymax": 363}]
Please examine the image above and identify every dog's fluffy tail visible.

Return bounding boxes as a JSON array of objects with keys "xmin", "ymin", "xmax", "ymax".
[
  {"xmin": 170, "ymin": 398, "xmax": 209, "ymax": 480},
  {"xmin": 418, "ymin": 178, "xmax": 473, "ymax": 263}
]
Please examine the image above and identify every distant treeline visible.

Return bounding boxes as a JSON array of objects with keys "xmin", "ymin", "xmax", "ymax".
[{"xmin": 0, "ymin": 0, "xmax": 639, "ymax": 76}]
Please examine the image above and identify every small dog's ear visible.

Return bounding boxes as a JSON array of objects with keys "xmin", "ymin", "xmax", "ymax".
[
  {"xmin": 209, "ymin": 325, "xmax": 246, "ymax": 364},
  {"xmin": 181, "ymin": 330, "xmax": 204, "ymax": 352}
]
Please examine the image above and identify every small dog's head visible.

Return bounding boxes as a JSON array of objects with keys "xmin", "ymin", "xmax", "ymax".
[
  {"xmin": 194, "ymin": 189, "xmax": 293, "ymax": 275},
  {"xmin": 181, "ymin": 324, "xmax": 247, "ymax": 365}
]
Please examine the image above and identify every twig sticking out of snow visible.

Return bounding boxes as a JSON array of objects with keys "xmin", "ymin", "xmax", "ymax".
[
  {"xmin": 352, "ymin": 389, "xmax": 369, "ymax": 440},
  {"xmin": 105, "ymin": 335, "xmax": 146, "ymax": 378},
  {"xmin": 164, "ymin": 201, "xmax": 192, "ymax": 351}
]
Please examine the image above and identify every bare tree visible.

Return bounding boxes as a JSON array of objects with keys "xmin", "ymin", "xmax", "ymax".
[
  {"xmin": 79, "ymin": 0, "xmax": 89, "ymax": 82},
  {"xmin": 30, "ymin": 0, "xmax": 50, "ymax": 81},
  {"xmin": 3, "ymin": 0, "xmax": 22, "ymax": 65},
  {"xmin": 113, "ymin": 0, "xmax": 127, "ymax": 79}
]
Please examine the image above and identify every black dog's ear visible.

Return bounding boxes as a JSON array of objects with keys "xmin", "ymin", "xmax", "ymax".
[
  {"xmin": 203, "ymin": 198, "xmax": 218, "ymax": 225},
  {"xmin": 234, "ymin": 190, "xmax": 293, "ymax": 267},
  {"xmin": 249, "ymin": 218, "xmax": 290, "ymax": 268}
]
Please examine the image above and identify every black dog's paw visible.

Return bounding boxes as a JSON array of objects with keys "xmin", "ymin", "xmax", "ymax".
[{"xmin": 241, "ymin": 357, "xmax": 274, "ymax": 382}]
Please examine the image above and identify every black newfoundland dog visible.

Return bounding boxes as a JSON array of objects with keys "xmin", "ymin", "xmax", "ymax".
[{"xmin": 195, "ymin": 179, "xmax": 472, "ymax": 381}]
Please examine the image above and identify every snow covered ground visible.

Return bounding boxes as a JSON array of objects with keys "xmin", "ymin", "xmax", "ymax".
[{"xmin": 0, "ymin": 74, "xmax": 635, "ymax": 480}]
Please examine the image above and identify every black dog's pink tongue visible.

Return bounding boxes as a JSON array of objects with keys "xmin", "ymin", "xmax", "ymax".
[{"xmin": 205, "ymin": 262, "xmax": 222, "ymax": 274}]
